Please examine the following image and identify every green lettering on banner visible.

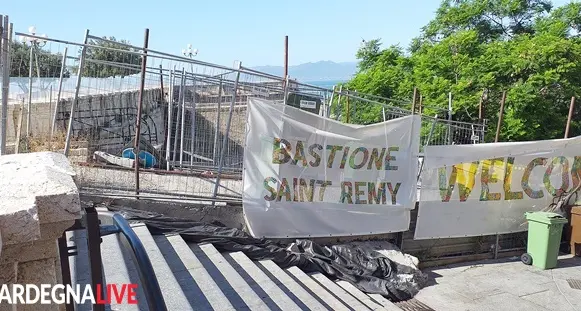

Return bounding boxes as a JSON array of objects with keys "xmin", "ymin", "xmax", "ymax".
[
  {"xmin": 479, "ymin": 158, "xmax": 503, "ymax": 201},
  {"xmin": 457, "ymin": 162, "xmax": 479, "ymax": 201},
  {"xmin": 263, "ymin": 177, "xmax": 277, "ymax": 201},
  {"xmin": 276, "ymin": 178, "xmax": 292, "ymax": 202},
  {"xmin": 504, "ymin": 157, "xmax": 523, "ymax": 200},
  {"xmin": 340, "ymin": 182, "xmax": 353, "ymax": 204},
  {"xmin": 272, "ymin": 138, "xmax": 291, "ymax": 164},
  {"xmin": 339, "ymin": 147, "xmax": 351, "ymax": 169},
  {"xmin": 265, "ymin": 137, "xmax": 408, "ymax": 205},
  {"xmin": 292, "ymin": 178, "xmax": 299, "ymax": 202},
  {"xmin": 326, "ymin": 145, "xmax": 343, "ymax": 168},
  {"xmin": 368, "ymin": 182, "xmax": 387, "ymax": 204},
  {"xmin": 544, "ymin": 156, "xmax": 569, "ymax": 197},
  {"xmin": 308, "ymin": 144, "xmax": 323, "ymax": 167},
  {"xmin": 522, "ymin": 157, "xmax": 547, "ymax": 199},
  {"xmin": 438, "ymin": 162, "xmax": 479, "ymax": 202},
  {"xmin": 354, "ymin": 182, "xmax": 367, "ymax": 204},
  {"xmin": 387, "ymin": 182, "xmax": 401, "ymax": 205},
  {"xmin": 571, "ymin": 156, "xmax": 581, "ymax": 188},
  {"xmin": 367, "ymin": 148, "xmax": 386, "ymax": 170},
  {"xmin": 438, "ymin": 166, "xmax": 457, "ymax": 202},
  {"xmin": 291, "ymin": 141, "xmax": 307, "ymax": 167},
  {"xmin": 349, "ymin": 147, "xmax": 369, "ymax": 170},
  {"xmin": 299, "ymin": 179, "xmax": 315, "ymax": 202},
  {"xmin": 385, "ymin": 146, "xmax": 399, "ymax": 170},
  {"xmin": 316, "ymin": 180, "xmax": 332, "ymax": 201}
]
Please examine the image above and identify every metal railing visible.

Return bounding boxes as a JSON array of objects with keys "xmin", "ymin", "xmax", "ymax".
[
  {"xmin": 2, "ymin": 29, "xmax": 488, "ymax": 203},
  {"xmin": 59, "ymin": 207, "xmax": 167, "ymax": 311}
]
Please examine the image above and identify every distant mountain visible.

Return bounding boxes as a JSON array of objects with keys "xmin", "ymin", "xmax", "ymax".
[{"xmin": 251, "ymin": 61, "xmax": 357, "ymax": 82}]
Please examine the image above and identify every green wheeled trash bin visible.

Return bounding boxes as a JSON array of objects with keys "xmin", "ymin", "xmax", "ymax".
[{"xmin": 521, "ymin": 212, "xmax": 568, "ymax": 269}]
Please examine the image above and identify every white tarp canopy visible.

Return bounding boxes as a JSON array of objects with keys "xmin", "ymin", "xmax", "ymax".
[
  {"xmin": 242, "ymin": 98, "xmax": 421, "ymax": 238},
  {"xmin": 415, "ymin": 136, "xmax": 581, "ymax": 239}
]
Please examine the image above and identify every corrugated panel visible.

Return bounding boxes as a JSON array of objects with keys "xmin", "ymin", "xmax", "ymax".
[
  {"xmin": 395, "ymin": 298, "xmax": 435, "ymax": 311},
  {"xmin": 567, "ymin": 279, "xmax": 581, "ymax": 290}
]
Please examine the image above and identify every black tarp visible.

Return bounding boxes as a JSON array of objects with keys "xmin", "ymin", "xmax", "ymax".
[{"xmin": 109, "ymin": 205, "xmax": 424, "ymax": 302}]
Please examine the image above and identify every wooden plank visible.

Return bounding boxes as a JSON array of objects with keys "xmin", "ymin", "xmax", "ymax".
[{"xmin": 418, "ymin": 250, "xmax": 523, "ymax": 269}]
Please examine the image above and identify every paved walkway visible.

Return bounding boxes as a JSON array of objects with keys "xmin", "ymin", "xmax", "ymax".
[{"xmin": 415, "ymin": 254, "xmax": 581, "ymax": 311}]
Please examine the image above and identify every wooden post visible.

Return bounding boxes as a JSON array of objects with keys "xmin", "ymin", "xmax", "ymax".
[
  {"xmin": 478, "ymin": 89, "xmax": 485, "ymax": 123},
  {"xmin": 418, "ymin": 95, "xmax": 423, "ymax": 115},
  {"xmin": 565, "ymin": 96, "xmax": 575, "ymax": 138},
  {"xmin": 494, "ymin": 91, "xmax": 507, "ymax": 143}
]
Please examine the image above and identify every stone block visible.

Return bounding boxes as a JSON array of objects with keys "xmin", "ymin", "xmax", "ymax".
[
  {"xmin": 0, "ymin": 152, "xmax": 82, "ymax": 310},
  {"xmin": 0, "ymin": 300, "xmax": 15, "ymax": 311},
  {"xmin": 39, "ymin": 221, "xmax": 76, "ymax": 242},
  {"xmin": 0, "ymin": 152, "xmax": 81, "ymax": 247},
  {"xmin": 0, "ymin": 196, "xmax": 40, "ymax": 246},
  {"xmin": 0, "ymin": 262, "xmax": 17, "ymax": 284},
  {"xmin": 0, "ymin": 239, "xmax": 58, "ymax": 266},
  {"xmin": 17, "ymin": 258, "xmax": 60, "ymax": 311}
]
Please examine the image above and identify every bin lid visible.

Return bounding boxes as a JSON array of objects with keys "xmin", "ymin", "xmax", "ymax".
[{"xmin": 524, "ymin": 211, "xmax": 568, "ymax": 224}]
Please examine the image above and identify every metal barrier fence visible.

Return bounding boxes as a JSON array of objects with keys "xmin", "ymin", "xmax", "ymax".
[{"xmin": 0, "ymin": 26, "xmax": 487, "ymax": 203}]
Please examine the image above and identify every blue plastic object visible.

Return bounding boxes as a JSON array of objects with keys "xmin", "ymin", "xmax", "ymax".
[{"xmin": 121, "ymin": 148, "xmax": 157, "ymax": 168}]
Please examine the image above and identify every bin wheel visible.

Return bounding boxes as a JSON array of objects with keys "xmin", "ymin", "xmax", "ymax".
[{"xmin": 521, "ymin": 253, "xmax": 533, "ymax": 265}]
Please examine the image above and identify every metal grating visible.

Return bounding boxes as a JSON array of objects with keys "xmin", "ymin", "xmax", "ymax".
[
  {"xmin": 567, "ymin": 279, "xmax": 581, "ymax": 290},
  {"xmin": 395, "ymin": 298, "xmax": 436, "ymax": 311}
]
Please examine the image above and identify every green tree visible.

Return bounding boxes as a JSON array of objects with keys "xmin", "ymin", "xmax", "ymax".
[
  {"xmin": 80, "ymin": 36, "xmax": 141, "ymax": 78},
  {"xmin": 355, "ymin": 39, "xmax": 383, "ymax": 71},
  {"xmin": 421, "ymin": 0, "xmax": 552, "ymax": 44},
  {"xmin": 346, "ymin": 0, "xmax": 581, "ymax": 142},
  {"xmin": 9, "ymin": 41, "xmax": 70, "ymax": 78}
]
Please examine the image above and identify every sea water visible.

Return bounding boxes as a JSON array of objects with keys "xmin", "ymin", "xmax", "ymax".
[{"xmin": 305, "ymin": 80, "xmax": 346, "ymax": 90}]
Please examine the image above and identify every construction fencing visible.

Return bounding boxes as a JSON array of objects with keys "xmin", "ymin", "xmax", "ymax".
[
  {"xmin": 0, "ymin": 18, "xmax": 535, "ymax": 267},
  {"xmin": 0, "ymin": 25, "xmax": 487, "ymax": 204}
]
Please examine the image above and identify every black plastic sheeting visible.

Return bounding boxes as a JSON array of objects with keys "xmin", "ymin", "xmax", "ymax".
[{"xmin": 110, "ymin": 206, "xmax": 422, "ymax": 302}]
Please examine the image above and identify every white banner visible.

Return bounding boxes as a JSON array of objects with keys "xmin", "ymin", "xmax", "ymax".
[
  {"xmin": 415, "ymin": 136, "xmax": 581, "ymax": 239},
  {"xmin": 243, "ymin": 98, "xmax": 421, "ymax": 238}
]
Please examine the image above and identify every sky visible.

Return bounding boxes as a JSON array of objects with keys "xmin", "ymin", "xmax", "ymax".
[{"xmin": 1, "ymin": 0, "xmax": 575, "ymax": 68}]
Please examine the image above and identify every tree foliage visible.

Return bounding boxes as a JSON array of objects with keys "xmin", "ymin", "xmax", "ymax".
[
  {"xmin": 9, "ymin": 41, "xmax": 70, "ymax": 78},
  {"xmin": 348, "ymin": 0, "xmax": 581, "ymax": 142},
  {"xmin": 356, "ymin": 39, "xmax": 383, "ymax": 71},
  {"xmin": 81, "ymin": 36, "xmax": 141, "ymax": 78}
]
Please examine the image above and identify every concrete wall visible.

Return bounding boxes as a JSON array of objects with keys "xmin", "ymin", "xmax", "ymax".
[
  {"xmin": 4, "ymin": 86, "xmax": 251, "ymax": 168},
  {"xmin": 0, "ymin": 152, "xmax": 82, "ymax": 310},
  {"xmin": 4, "ymin": 88, "xmax": 166, "ymax": 155}
]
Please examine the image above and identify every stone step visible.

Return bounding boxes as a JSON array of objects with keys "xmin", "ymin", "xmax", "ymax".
[
  {"xmin": 224, "ymin": 251, "xmax": 303, "ymax": 311},
  {"xmin": 66, "ymin": 230, "xmax": 92, "ymax": 311},
  {"xmin": 335, "ymin": 280, "xmax": 400, "ymax": 311},
  {"xmin": 98, "ymin": 226, "xmax": 149, "ymax": 311},
  {"xmin": 257, "ymin": 260, "xmax": 329, "ymax": 311},
  {"xmin": 132, "ymin": 224, "xmax": 194, "ymax": 311},
  {"xmin": 367, "ymin": 294, "xmax": 404, "ymax": 311},
  {"xmin": 163, "ymin": 234, "xmax": 236, "ymax": 311},
  {"xmin": 309, "ymin": 272, "xmax": 372, "ymax": 310},
  {"xmin": 72, "ymin": 222, "xmax": 406, "ymax": 311},
  {"xmin": 194, "ymin": 243, "xmax": 271, "ymax": 310},
  {"xmin": 284, "ymin": 266, "xmax": 351, "ymax": 311}
]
